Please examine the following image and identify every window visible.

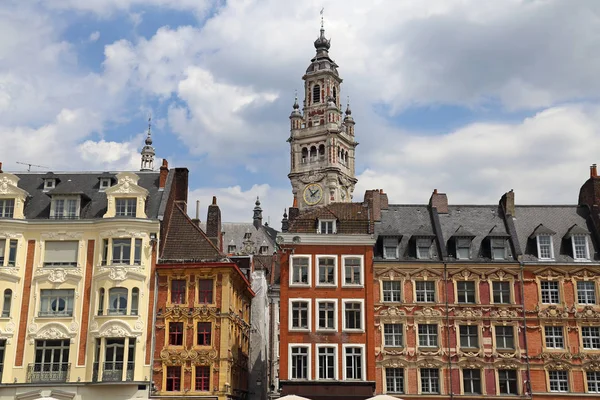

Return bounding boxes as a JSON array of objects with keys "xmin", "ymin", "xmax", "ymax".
[
  {"xmin": 541, "ymin": 281, "xmax": 560, "ymax": 304},
  {"xmin": 169, "ymin": 322, "xmax": 184, "ymax": 346},
  {"xmin": 319, "ymin": 220, "xmax": 335, "ymax": 234},
  {"xmin": 384, "ymin": 324, "xmax": 403, "ymax": 347},
  {"xmin": 343, "ymin": 256, "xmax": 362, "ymax": 285},
  {"xmin": 133, "ymin": 239, "xmax": 142, "ymax": 264},
  {"xmin": 416, "ymin": 239, "xmax": 431, "ymax": 259},
  {"xmin": 0, "ymin": 199, "xmax": 14, "ymax": 218},
  {"xmin": 108, "ymin": 287, "xmax": 128, "ymax": 315},
  {"xmin": 386, "ymin": 368, "xmax": 404, "ymax": 393},
  {"xmin": 382, "ymin": 281, "xmax": 401, "ymax": 302},
  {"xmin": 312, "ymin": 84, "xmax": 321, "ymax": 104},
  {"xmin": 171, "ymin": 280, "xmax": 186, "ymax": 304},
  {"xmin": 197, "ymin": 322, "xmax": 211, "ymax": 346},
  {"xmin": 493, "ymin": 281, "xmax": 511, "ymax": 304},
  {"xmin": 578, "ymin": 281, "xmax": 596, "ymax": 304},
  {"xmin": 572, "ymin": 235, "xmax": 590, "ymax": 260},
  {"xmin": 317, "ymin": 256, "xmax": 336, "ymax": 285},
  {"xmin": 459, "ymin": 325, "xmax": 479, "ymax": 349},
  {"xmin": 115, "ymin": 198, "xmax": 137, "ymax": 217},
  {"xmin": 344, "ymin": 346, "xmax": 363, "ymax": 380},
  {"xmin": 549, "ymin": 370, "xmax": 569, "ymax": 392},
  {"xmin": 98, "ymin": 288, "xmax": 105, "ymax": 315},
  {"xmin": 39, "ymin": 289, "xmax": 74, "ymax": 317},
  {"xmin": 343, "ymin": 301, "xmax": 363, "ymax": 330},
  {"xmin": 463, "ymin": 369, "xmax": 481, "ymax": 394},
  {"xmin": 32, "ymin": 339, "xmax": 70, "ymax": 382},
  {"xmin": 317, "ymin": 301, "xmax": 336, "ymax": 330},
  {"xmin": 43, "ymin": 241, "xmax": 78, "ymax": 267},
  {"xmin": 420, "ymin": 368, "xmax": 439, "ymax": 394},
  {"xmin": 491, "ymin": 238, "xmax": 507, "ymax": 260},
  {"xmin": 44, "ymin": 179, "xmax": 55, "ymax": 190},
  {"xmin": 587, "ymin": 371, "xmax": 600, "ymax": 393},
  {"xmin": 112, "ymin": 239, "xmax": 131, "ymax": 264},
  {"xmin": 99, "ymin": 337, "xmax": 134, "ymax": 382},
  {"xmin": 227, "ymin": 244, "xmax": 236, "ymax": 253},
  {"xmin": 195, "ymin": 366, "xmax": 210, "ymax": 391},
  {"xmin": 131, "ymin": 288, "xmax": 139, "ymax": 315},
  {"xmin": 317, "ymin": 346, "xmax": 336, "ymax": 380},
  {"xmin": 0, "ymin": 239, "xmax": 18, "ymax": 267},
  {"xmin": 495, "ymin": 326, "xmax": 515, "ymax": 350},
  {"xmin": 259, "ymin": 245, "xmax": 269, "ymax": 255},
  {"xmin": 498, "ymin": 370, "xmax": 518, "ymax": 394},
  {"xmin": 545, "ymin": 326, "xmax": 564, "ymax": 349},
  {"xmin": 166, "ymin": 366, "xmax": 181, "ymax": 391},
  {"xmin": 291, "ymin": 300, "xmax": 309, "ymax": 330},
  {"xmin": 415, "ymin": 281, "xmax": 435, "ymax": 302},
  {"xmin": 456, "ymin": 238, "xmax": 471, "ymax": 260},
  {"xmin": 198, "ymin": 279, "xmax": 213, "ymax": 304},
  {"xmin": 291, "ymin": 256, "xmax": 309, "ymax": 285},
  {"xmin": 537, "ymin": 234, "xmax": 554, "ymax": 260},
  {"xmin": 582, "ymin": 326, "xmax": 600, "ymax": 349},
  {"xmin": 99, "ymin": 178, "xmax": 112, "ymax": 190},
  {"xmin": 383, "ymin": 238, "xmax": 398, "ymax": 259},
  {"xmin": 51, "ymin": 197, "xmax": 79, "ymax": 219},
  {"xmin": 290, "ymin": 346, "xmax": 309, "ymax": 379},
  {"xmin": 0, "ymin": 340, "xmax": 5, "ymax": 378},
  {"xmin": 2, "ymin": 289, "xmax": 11, "ymax": 317},
  {"xmin": 418, "ymin": 324, "xmax": 438, "ymax": 347},
  {"xmin": 457, "ymin": 281, "xmax": 476, "ymax": 303}
]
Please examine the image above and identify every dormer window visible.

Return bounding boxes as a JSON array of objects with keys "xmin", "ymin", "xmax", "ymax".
[
  {"xmin": 456, "ymin": 238, "xmax": 471, "ymax": 260},
  {"xmin": 537, "ymin": 234, "xmax": 554, "ymax": 260},
  {"xmin": 259, "ymin": 245, "xmax": 269, "ymax": 255},
  {"xmin": 99, "ymin": 178, "xmax": 112, "ymax": 191},
  {"xmin": 44, "ymin": 179, "xmax": 56, "ymax": 191},
  {"xmin": 50, "ymin": 196, "xmax": 79, "ymax": 219},
  {"xmin": 383, "ymin": 237, "xmax": 399, "ymax": 259},
  {"xmin": 115, "ymin": 198, "xmax": 137, "ymax": 217},
  {"xmin": 0, "ymin": 199, "xmax": 14, "ymax": 218},
  {"xmin": 491, "ymin": 238, "xmax": 507, "ymax": 260},
  {"xmin": 416, "ymin": 238, "xmax": 431, "ymax": 260},
  {"xmin": 228, "ymin": 244, "xmax": 236, "ymax": 253},
  {"xmin": 319, "ymin": 219, "xmax": 336, "ymax": 234},
  {"xmin": 572, "ymin": 235, "xmax": 590, "ymax": 261}
]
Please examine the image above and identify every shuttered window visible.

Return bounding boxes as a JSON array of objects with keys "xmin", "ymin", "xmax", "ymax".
[{"xmin": 44, "ymin": 241, "xmax": 78, "ymax": 267}]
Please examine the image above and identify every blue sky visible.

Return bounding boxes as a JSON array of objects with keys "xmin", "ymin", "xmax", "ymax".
[{"xmin": 2, "ymin": 0, "xmax": 600, "ymax": 222}]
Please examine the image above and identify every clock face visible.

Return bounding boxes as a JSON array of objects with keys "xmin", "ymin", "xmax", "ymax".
[{"xmin": 303, "ymin": 183, "xmax": 323, "ymax": 205}]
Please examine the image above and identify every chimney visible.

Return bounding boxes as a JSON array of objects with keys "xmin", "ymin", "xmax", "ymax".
[
  {"xmin": 0, "ymin": 162, "xmax": 3, "ymax": 173},
  {"xmin": 500, "ymin": 190, "xmax": 515, "ymax": 217},
  {"xmin": 253, "ymin": 197, "xmax": 263, "ymax": 229},
  {"xmin": 429, "ymin": 189, "xmax": 448, "ymax": 214},
  {"xmin": 579, "ymin": 164, "xmax": 600, "ymax": 209},
  {"xmin": 288, "ymin": 197, "xmax": 300, "ymax": 224},
  {"xmin": 206, "ymin": 196, "xmax": 222, "ymax": 251},
  {"xmin": 159, "ymin": 159, "xmax": 169, "ymax": 189},
  {"xmin": 191, "ymin": 200, "xmax": 200, "ymax": 227},
  {"xmin": 173, "ymin": 168, "xmax": 189, "ymax": 205},
  {"xmin": 592, "ymin": 164, "xmax": 598, "ymax": 178}
]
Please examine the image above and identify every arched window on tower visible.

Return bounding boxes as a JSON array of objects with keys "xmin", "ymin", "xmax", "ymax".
[
  {"xmin": 310, "ymin": 146, "xmax": 317, "ymax": 162},
  {"xmin": 2, "ymin": 289, "xmax": 11, "ymax": 317},
  {"xmin": 312, "ymin": 85, "xmax": 321, "ymax": 104},
  {"xmin": 333, "ymin": 87, "xmax": 337, "ymax": 104},
  {"xmin": 345, "ymin": 151, "xmax": 349, "ymax": 166},
  {"xmin": 318, "ymin": 144, "xmax": 325, "ymax": 161},
  {"xmin": 301, "ymin": 148, "xmax": 308, "ymax": 164}
]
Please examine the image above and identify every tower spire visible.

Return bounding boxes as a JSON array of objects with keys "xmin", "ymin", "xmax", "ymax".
[{"xmin": 140, "ymin": 115, "xmax": 155, "ymax": 171}]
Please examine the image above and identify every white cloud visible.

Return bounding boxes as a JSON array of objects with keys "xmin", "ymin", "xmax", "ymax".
[{"xmin": 89, "ymin": 31, "xmax": 100, "ymax": 42}]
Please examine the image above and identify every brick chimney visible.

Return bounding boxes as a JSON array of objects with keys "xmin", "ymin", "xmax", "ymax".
[
  {"xmin": 288, "ymin": 197, "xmax": 300, "ymax": 225},
  {"xmin": 579, "ymin": 164, "xmax": 600, "ymax": 209},
  {"xmin": 206, "ymin": 196, "xmax": 222, "ymax": 251},
  {"xmin": 364, "ymin": 189, "xmax": 389, "ymax": 223},
  {"xmin": 429, "ymin": 189, "xmax": 448, "ymax": 214},
  {"xmin": 159, "ymin": 159, "xmax": 169, "ymax": 189},
  {"xmin": 500, "ymin": 189, "xmax": 515, "ymax": 216},
  {"xmin": 0, "ymin": 162, "xmax": 3, "ymax": 173}
]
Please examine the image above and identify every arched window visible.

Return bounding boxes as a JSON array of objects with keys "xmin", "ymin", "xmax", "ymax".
[
  {"xmin": 301, "ymin": 148, "xmax": 308, "ymax": 164},
  {"xmin": 318, "ymin": 144, "xmax": 325, "ymax": 161},
  {"xmin": 333, "ymin": 87, "xmax": 337, "ymax": 104},
  {"xmin": 2, "ymin": 289, "xmax": 11, "ymax": 317},
  {"xmin": 108, "ymin": 287, "xmax": 128, "ymax": 315},
  {"xmin": 131, "ymin": 288, "xmax": 139, "ymax": 316},
  {"xmin": 310, "ymin": 146, "xmax": 317, "ymax": 162},
  {"xmin": 312, "ymin": 85, "xmax": 321, "ymax": 104},
  {"xmin": 98, "ymin": 288, "xmax": 105, "ymax": 315}
]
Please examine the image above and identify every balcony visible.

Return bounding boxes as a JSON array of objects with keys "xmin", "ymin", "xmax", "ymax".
[
  {"xmin": 27, "ymin": 362, "xmax": 70, "ymax": 383},
  {"xmin": 92, "ymin": 362, "xmax": 134, "ymax": 382}
]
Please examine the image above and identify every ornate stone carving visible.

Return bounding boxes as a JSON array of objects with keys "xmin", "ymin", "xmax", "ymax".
[
  {"xmin": 298, "ymin": 172, "xmax": 326, "ymax": 184},
  {"xmin": 94, "ymin": 320, "xmax": 141, "ymax": 338},
  {"xmin": 575, "ymin": 305, "xmax": 600, "ymax": 320},
  {"xmin": 415, "ymin": 307, "xmax": 442, "ymax": 318},
  {"xmin": 379, "ymin": 306, "xmax": 406, "ymax": 317},
  {"xmin": 35, "ymin": 267, "xmax": 83, "ymax": 283},
  {"xmin": 490, "ymin": 308, "xmax": 519, "ymax": 319},
  {"xmin": 454, "ymin": 307, "xmax": 482, "ymax": 318},
  {"xmin": 28, "ymin": 322, "xmax": 76, "ymax": 344},
  {"xmin": 160, "ymin": 348, "xmax": 218, "ymax": 365},
  {"xmin": 538, "ymin": 305, "xmax": 569, "ymax": 319},
  {"xmin": 379, "ymin": 359, "xmax": 407, "ymax": 368},
  {"xmin": 41, "ymin": 232, "xmax": 83, "ymax": 240}
]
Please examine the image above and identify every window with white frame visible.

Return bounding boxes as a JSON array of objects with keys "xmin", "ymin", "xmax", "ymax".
[
  {"xmin": 587, "ymin": 371, "xmax": 600, "ymax": 393},
  {"xmin": 343, "ymin": 256, "xmax": 363, "ymax": 286},
  {"xmin": 382, "ymin": 281, "xmax": 401, "ymax": 302},
  {"xmin": 386, "ymin": 368, "xmax": 404, "ymax": 393},
  {"xmin": 383, "ymin": 238, "xmax": 399, "ymax": 259},
  {"xmin": 343, "ymin": 300, "xmax": 363, "ymax": 331},
  {"xmin": 420, "ymin": 368, "xmax": 439, "ymax": 394},
  {"xmin": 108, "ymin": 287, "xmax": 128, "ymax": 315},
  {"xmin": 541, "ymin": 280, "xmax": 560, "ymax": 304},
  {"xmin": 43, "ymin": 241, "xmax": 78, "ymax": 267},
  {"xmin": 549, "ymin": 370, "xmax": 569, "ymax": 392},
  {"xmin": 493, "ymin": 281, "xmax": 511, "ymax": 304},
  {"xmin": 99, "ymin": 178, "xmax": 112, "ymax": 190},
  {"xmin": 572, "ymin": 235, "xmax": 590, "ymax": 261},
  {"xmin": 344, "ymin": 346, "xmax": 364, "ymax": 380},
  {"xmin": 463, "ymin": 369, "xmax": 481, "ymax": 394},
  {"xmin": 50, "ymin": 196, "xmax": 79, "ymax": 219},
  {"xmin": 545, "ymin": 326, "xmax": 564, "ymax": 349},
  {"xmin": 582, "ymin": 326, "xmax": 600, "ymax": 349},
  {"xmin": 115, "ymin": 198, "xmax": 137, "ymax": 217},
  {"xmin": 456, "ymin": 281, "xmax": 476, "ymax": 303},
  {"xmin": 456, "ymin": 238, "xmax": 471, "ymax": 260},
  {"xmin": 415, "ymin": 281, "xmax": 435, "ymax": 302},
  {"xmin": 44, "ymin": 179, "xmax": 56, "ymax": 190},
  {"xmin": 384, "ymin": 324, "xmax": 403, "ymax": 347},
  {"xmin": 537, "ymin": 234, "xmax": 554, "ymax": 260},
  {"xmin": 0, "ymin": 239, "xmax": 18, "ymax": 267},
  {"xmin": 498, "ymin": 369, "xmax": 518, "ymax": 395},
  {"xmin": 290, "ymin": 300, "xmax": 310, "ymax": 330},
  {"xmin": 491, "ymin": 238, "xmax": 507, "ymax": 260},
  {"xmin": 495, "ymin": 326, "xmax": 515, "ymax": 350},
  {"xmin": 319, "ymin": 220, "xmax": 336, "ymax": 234},
  {"xmin": 39, "ymin": 289, "xmax": 74, "ymax": 317},
  {"xmin": 291, "ymin": 256, "xmax": 310, "ymax": 285},
  {"xmin": 0, "ymin": 199, "xmax": 14, "ymax": 218},
  {"xmin": 227, "ymin": 244, "xmax": 236, "ymax": 253},
  {"xmin": 317, "ymin": 300, "xmax": 336, "ymax": 330},
  {"xmin": 290, "ymin": 345, "xmax": 309, "ymax": 380},
  {"xmin": 578, "ymin": 281, "xmax": 597, "ymax": 304},
  {"xmin": 317, "ymin": 345, "xmax": 336, "ymax": 380},
  {"xmin": 418, "ymin": 324, "xmax": 438, "ymax": 347},
  {"xmin": 416, "ymin": 238, "xmax": 431, "ymax": 259},
  {"xmin": 101, "ymin": 238, "xmax": 142, "ymax": 266},
  {"xmin": 317, "ymin": 256, "xmax": 336, "ymax": 285},
  {"xmin": 459, "ymin": 325, "xmax": 479, "ymax": 349}
]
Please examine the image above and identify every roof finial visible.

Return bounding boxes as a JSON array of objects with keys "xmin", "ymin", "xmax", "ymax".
[
  {"xmin": 140, "ymin": 114, "xmax": 155, "ymax": 171},
  {"xmin": 345, "ymin": 96, "xmax": 352, "ymax": 115},
  {"xmin": 293, "ymin": 90, "xmax": 299, "ymax": 109},
  {"xmin": 320, "ymin": 7, "xmax": 324, "ymax": 29},
  {"xmin": 145, "ymin": 114, "xmax": 153, "ymax": 145}
]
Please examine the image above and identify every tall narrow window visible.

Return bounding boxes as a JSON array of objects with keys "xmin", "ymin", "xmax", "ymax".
[
  {"xmin": 169, "ymin": 322, "xmax": 184, "ymax": 346},
  {"xmin": 0, "ymin": 199, "xmax": 14, "ymax": 218},
  {"xmin": 0, "ymin": 340, "xmax": 5, "ymax": 381},
  {"xmin": 332, "ymin": 87, "xmax": 337, "ymax": 103},
  {"xmin": 491, "ymin": 238, "xmax": 507, "ymax": 260},
  {"xmin": 498, "ymin": 370, "xmax": 518, "ymax": 394},
  {"xmin": 318, "ymin": 301, "xmax": 335, "ymax": 330},
  {"xmin": 456, "ymin": 238, "xmax": 471, "ymax": 260},
  {"xmin": 166, "ymin": 366, "xmax": 181, "ymax": 391},
  {"xmin": 493, "ymin": 281, "xmax": 511, "ymax": 304},
  {"xmin": 582, "ymin": 326, "xmax": 600, "ymax": 349},
  {"xmin": 312, "ymin": 84, "xmax": 321, "ymax": 104},
  {"xmin": 0, "ymin": 240, "xmax": 5, "ymax": 265},
  {"xmin": 171, "ymin": 280, "xmax": 186, "ymax": 304},
  {"xmin": 290, "ymin": 346, "xmax": 309, "ymax": 379},
  {"xmin": 416, "ymin": 239, "xmax": 431, "ymax": 259},
  {"xmin": 195, "ymin": 366, "xmax": 210, "ymax": 391},
  {"xmin": 102, "ymin": 239, "xmax": 109, "ymax": 265},
  {"xmin": 318, "ymin": 144, "xmax": 325, "ymax": 161},
  {"xmin": 317, "ymin": 257, "xmax": 335, "ymax": 285},
  {"xmin": 133, "ymin": 239, "xmax": 142, "ymax": 264},
  {"xmin": 344, "ymin": 302, "xmax": 363, "ymax": 330},
  {"xmin": 198, "ymin": 279, "xmax": 213, "ymax": 304},
  {"xmin": 2, "ymin": 289, "xmax": 11, "ymax": 317},
  {"xmin": 386, "ymin": 368, "xmax": 404, "ymax": 393},
  {"xmin": 291, "ymin": 257, "xmax": 309, "ymax": 285},
  {"xmin": 98, "ymin": 288, "xmax": 105, "ymax": 315},
  {"xmin": 415, "ymin": 281, "xmax": 436, "ymax": 302},
  {"xmin": 572, "ymin": 235, "xmax": 589, "ymax": 260},
  {"xmin": 197, "ymin": 322, "xmax": 211, "ymax": 346},
  {"xmin": 541, "ymin": 281, "xmax": 560, "ymax": 304},
  {"xmin": 384, "ymin": 324, "xmax": 403, "ymax": 347},
  {"xmin": 495, "ymin": 326, "xmax": 515, "ymax": 350},
  {"xmin": 8, "ymin": 240, "xmax": 17, "ymax": 266},
  {"xmin": 115, "ymin": 198, "xmax": 137, "ymax": 217},
  {"xmin": 549, "ymin": 370, "xmax": 569, "ymax": 392},
  {"xmin": 291, "ymin": 301, "xmax": 309, "ymax": 329},
  {"xmin": 463, "ymin": 369, "xmax": 481, "ymax": 394},
  {"xmin": 587, "ymin": 371, "xmax": 600, "ymax": 393},
  {"xmin": 318, "ymin": 346, "xmax": 336, "ymax": 380},
  {"xmin": 344, "ymin": 346, "xmax": 363, "ymax": 380},
  {"xmin": 130, "ymin": 288, "xmax": 139, "ymax": 315},
  {"xmin": 344, "ymin": 257, "xmax": 362, "ymax": 285},
  {"xmin": 544, "ymin": 326, "xmax": 564, "ymax": 349},
  {"xmin": 418, "ymin": 324, "xmax": 438, "ymax": 347},
  {"xmin": 383, "ymin": 238, "xmax": 399, "ymax": 259},
  {"xmin": 301, "ymin": 148, "xmax": 308, "ymax": 164},
  {"xmin": 537, "ymin": 234, "xmax": 554, "ymax": 260},
  {"xmin": 459, "ymin": 325, "xmax": 479, "ymax": 349},
  {"xmin": 420, "ymin": 368, "xmax": 439, "ymax": 394}
]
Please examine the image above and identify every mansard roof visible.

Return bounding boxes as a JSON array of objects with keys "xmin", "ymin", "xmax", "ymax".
[{"xmin": 287, "ymin": 202, "xmax": 370, "ymax": 234}]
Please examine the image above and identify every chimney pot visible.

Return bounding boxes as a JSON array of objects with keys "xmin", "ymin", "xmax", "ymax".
[
  {"xmin": 592, "ymin": 164, "xmax": 598, "ymax": 178},
  {"xmin": 433, "ymin": 189, "xmax": 438, "ymax": 194},
  {"xmin": 195, "ymin": 200, "xmax": 200, "ymax": 221},
  {"xmin": 0, "ymin": 162, "xmax": 3, "ymax": 173},
  {"xmin": 212, "ymin": 196, "xmax": 217, "ymax": 205}
]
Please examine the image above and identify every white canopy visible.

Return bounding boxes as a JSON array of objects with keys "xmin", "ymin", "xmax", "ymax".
[
  {"xmin": 366, "ymin": 395, "xmax": 405, "ymax": 400},
  {"xmin": 277, "ymin": 396, "xmax": 313, "ymax": 400}
]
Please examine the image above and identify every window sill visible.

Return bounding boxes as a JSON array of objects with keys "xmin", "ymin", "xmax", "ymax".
[
  {"xmin": 342, "ymin": 328, "xmax": 365, "ymax": 333},
  {"xmin": 289, "ymin": 283, "xmax": 311, "ymax": 288},
  {"xmin": 316, "ymin": 328, "xmax": 337, "ymax": 333},
  {"xmin": 316, "ymin": 283, "xmax": 336, "ymax": 287},
  {"xmin": 289, "ymin": 328, "xmax": 311, "ymax": 332},
  {"xmin": 36, "ymin": 315, "xmax": 74, "ymax": 319},
  {"xmin": 342, "ymin": 284, "xmax": 364, "ymax": 288}
]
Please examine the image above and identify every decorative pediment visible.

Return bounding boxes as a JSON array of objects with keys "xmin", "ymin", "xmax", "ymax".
[
  {"xmin": 376, "ymin": 267, "xmax": 408, "ymax": 280},
  {"xmin": 93, "ymin": 266, "xmax": 147, "ymax": 282},
  {"xmin": 417, "ymin": 358, "xmax": 444, "ymax": 368},
  {"xmin": 415, "ymin": 307, "xmax": 442, "ymax": 318},
  {"xmin": 490, "ymin": 308, "xmax": 519, "ymax": 319},
  {"xmin": 93, "ymin": 320, "xmax": 142, "ymax": 338},
  {"xmin": 575, "ymin": 305, "xmax": 600, "ymax": 320},
  {"xmin": 494, "ymin": 360, "xmax": 521, "ymax": 369},
  {"xmin": 408, "ymin": 267, "xmax": 442, "ymax": 279},
  {"xmin": 583, "ymin": 361, "xmax": 600, "ymax": 371},
  {"xmin": 450, "ymin": 267, "xmax": 484, "ymax": 280},
  {"xmin": 159, "ymin": 348, "xmax": 218, "ymax": 366},
  {"xmin": 458, "ymin": 359, "xmax": 484, "ymax": 369},
  {"xmin": 34, "ymin": 267, "xmax": 83, "ymax": 283},
  {"xmin": 379, "ymin": 358, "xmax": 408, "ymax": 368},
  {"xmin": 0, "ymin": 267, "xmax": 21, "ymax": 282},
  {"xmin": 453, "ymin": 307, "xmax": 483, "ymax": 319},
  {"xmin": 544, "ymin": 360, "xmax": 572, "ymax": 371},
  {"xmin": 28, "ymin": 322, "xmax": 77, "ymax": 344},
  {"xmin": 0, "ymin": 321, "xmax": 16, "ymax": 340},
  {"xmin": 570, "ymin": 268, "xmax": 600, "ymax": 280},
  {"xmin": 103, "ymin": 172, "xmax": 149, "ymax": 219},
  {"xmin": 484, "ymin": 268, "xmax": 519, "ymax": 280},
  {"xmin": 538, "ymin": 305, "xmax": 569, "ymax": 319},
  {"xmin": 533, "ymin": 267, "xmax": 566, "ymax": 280},
  {"xmin": 379, "ymin": 306, "xmax": 406, "ymax": 317}
]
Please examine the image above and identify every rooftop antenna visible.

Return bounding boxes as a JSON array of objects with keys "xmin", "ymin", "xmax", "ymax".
[{"xmin": 16, "ymin": 161, "xmax": 49, "ymax": 172}]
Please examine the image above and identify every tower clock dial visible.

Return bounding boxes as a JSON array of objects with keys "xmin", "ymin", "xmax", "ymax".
[{"xmin": 303, "ymin": 183, "xmax": 323, "ymax": 205}]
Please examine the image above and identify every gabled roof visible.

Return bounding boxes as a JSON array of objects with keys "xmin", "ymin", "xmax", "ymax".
[
  {"xmin": 452, "ymin": 225, "xmax": 476, "ymax": 238},
  {"xmin": 487, "ymin": 225, "xmax": 511, "ymax": 238},
  {"xmin": 288, "ymin": 203, "xmax": 370, "ymax": 234},
  {"xmin": 565, "ymin": 224, "xmax": 590, "ymax": 238},
  {"xmin": 529, "ymin": 224, "xmax": 557, "ymax": 238}
]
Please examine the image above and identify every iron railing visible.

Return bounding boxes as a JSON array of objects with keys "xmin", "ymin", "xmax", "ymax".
[
  {"xmin": 27, "ymin": 362, "xmax": 70, "ymax": 382},
  {"xmin": 92, "ymin": 361, "xmax": 135, "ymax": 382}
]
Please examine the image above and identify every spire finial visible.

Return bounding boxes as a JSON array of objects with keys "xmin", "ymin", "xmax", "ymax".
[
  {"xmin": 145, "ymin": 114, "xmax": 153, "ymax": 145},
  {"xmin": 345, "ymin": 96, "xmax": 352, "ymax": 115},
  {"xmin": 320, "ymin": 7, "xmax": 324, "ymax": 29},
  {"xmin": 140, "ymin": 114, "xmax": 155, "ymax": 171},
  {"xmin": 293, "ymin": 90, "xmax": 299, "ymax": 109}
]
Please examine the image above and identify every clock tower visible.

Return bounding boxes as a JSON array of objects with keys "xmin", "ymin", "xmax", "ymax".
[{"xmin": 288, "ymin": 22, "xmax": 358, "ymax": 210}]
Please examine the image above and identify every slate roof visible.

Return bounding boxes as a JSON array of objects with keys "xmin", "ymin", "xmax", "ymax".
[
  {"xmin": 13, "ymin": 172, "xmax": 164, "ymax": 219},
  {"xmin": 288, "ymin": 203, "xmax": 370, "ymax": 234}
]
